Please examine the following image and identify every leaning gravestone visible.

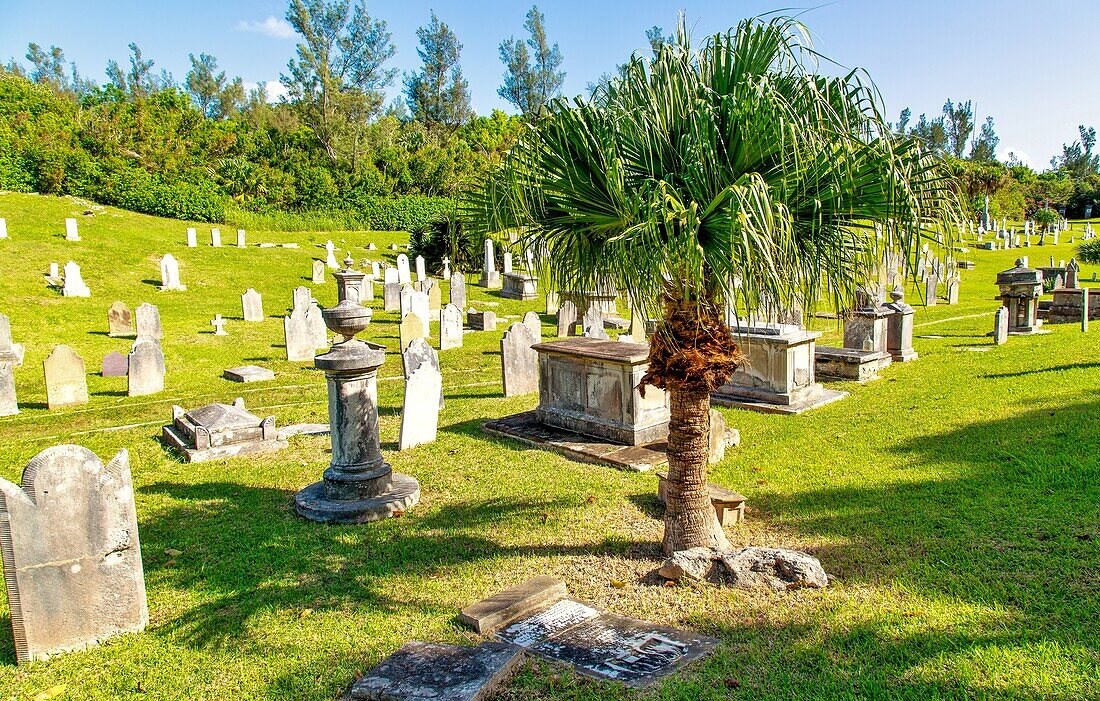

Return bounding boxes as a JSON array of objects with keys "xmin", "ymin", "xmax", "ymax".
[
  {"xmin": 135, "ymin": 302, "xmax": 162, "ymax": 341},
  {"xmin": 43, "ymin": 345, "xmax": 88, "ymax": 409},
  {"xmin": 127, "ymin": 339, "xmax": 164, "ymax": 397},
  {"xmin": 107, "ymin": 301, "xmax": 134, "ymax": 337},
  {"xmin": 440, "ymin": 304, "xmax": 463, "ymax": 350},
  {"xmin": 501, "ymin": 322, "xmax": 538, "ymax": 397},
  {"xmin": 398, "ymin": 362, "xmax": 443, "ymax": 450},
  {"xmin": 101, "ymin": 351, "xmax": 128, "ymax": 377},
  {"xmin": 556, "ymin": 300, "xmax": 578, "ymax": 337},
  {"xmin": 0, "ymin": 445, "xmax": 148, "ymax": 663},
  {"xmin": 241, "ymin": 288, "xmax": 264, "ymax": 322},
  {"xmin": 450, "ymin": 271, "xmax": 467, "ymax": 309}
]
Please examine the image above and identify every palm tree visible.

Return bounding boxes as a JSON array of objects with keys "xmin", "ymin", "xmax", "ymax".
[{"xmin": 466, "ymin": 17, "xmax": 959, "ymax": 555}]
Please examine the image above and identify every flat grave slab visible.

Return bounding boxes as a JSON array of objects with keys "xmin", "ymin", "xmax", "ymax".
[
  {"xmin": 483, "ymin": 411, "xmax": 667, "ymax": 472},
  {"xmin": 710, "ymin": 387, "xmax": 848, "ymax": 415},
  {"xmin": 223, "ymin": 365, "xmax": 275, "ymax": 383},
  {"xmin": 459, "ymin": 575, "xmax": 568, "ymax": 635},
  {"xmin": 277, "ymin": 423, "xmax": 330, "ymax": 439},
  {"xmin": 345, "ymin": 640, "xmax": 523, "ymax": 701}
]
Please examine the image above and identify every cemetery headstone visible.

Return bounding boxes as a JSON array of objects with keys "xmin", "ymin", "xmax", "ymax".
[
  {"xmin": 400, "ymin": 312, "xmax": 428, "ymax": 352},
  {"xmin": 159, "ymin": 254, "xmax": 185, "ymax": 291},
  {"xmin": 0, "ymin": 445, "xmax": 148, "ymax": 663},
  {"xmin": 186, "ymin": 227, "xmax": 196, "ymax": 247},
  {"xmin": 523, "ymin": 311, "xmax": 543, "ymax": 342},
  {"xmin": 397, "ymin": 253, "xmax": 412, "ymax": 284},
  {"xmin": 62, "ymin": 261, "xmax": 90, "ymax": 297},
  {"xmin": 210, "ymin": 227, "xmax": 221, "ymax": 247},
  {"xmin": 557, "ymin": 300, "xmax": 578, "ymax": 337},
  {"xmin": 210, "ymin": 314, "xmax": 228, "ymax": 335},
  {"xmin": 135, "ymin": 303, "xmax": 162, "ymax": 340},
  {"xmin": 307, "ymin": 301, "xmax": 327, "ymax": 347},
  {"xmin": 501, "ymin": 322, "xmax": 538, "ymax": 396},
  {"xmin": 428, "ymin": 282, "xmax": 441, "ymax": 312},
  {"xmin": 994, "ymin": 307, "xmax": 1008, "ymax": 345},
  {"xmin": 545, "ymin": 290, "xmax": 559, "ymax": 316},
  {"xmin": 223, "ymin": 365, "xmax": 275, "ymax": 383},
  {"xmin": 241, "ymin": 288, "xmax": 264, "ymax": 322},
  {"xmin": 325, "ymin": 240, "xmax": 338, "ymax": 268},
  {"xmin": 582, "ymin": 306, "xmax": 608, "ymax": 339},
  {"xmin": 480, "ymin": 239, "xmax": 500, "ymax": 288},
  {"xmin": 399, "ymin": 283, "xmax": 415, "ymax": 317},
  {"xmin": 284, "ymin": 305, "xmax": 314, "ymax": 361},
  {"xmin": 107, "ymin": 301, "xmax": 134, "ymax": 337},
  {"xmin": 371, "ymin": 261, "xmax": 381, "ymax": 278},
  {"xmin": 503, "ymin": 251, "xmax": 513, "ymax": 274},
  {"xmin": 398, "ymin": 361, "xmax": 443, "ymax": 450},
  {"xmin": 415, "ymin": 255, "xmax": 426, "ymax": 282},
  {"xmin": 43, "ymin": 345, "xmax": 88, "ymax": 409},
  {"xmin": 440, "ymin": 304, "xmax": 463, "ymax": 350},
  {"xmin": 312, "ymin": 259, "xmax": 326, "ymax": 284},
  {"xmin": 236, "ymin": 229, "xmax": 246, "ymax": 248},
  {"xmin": 467, "ymin": 308, "xmax": 497, "ymax": 331},
  {"xmin": 410, "ymin": 291, "xmax": 430, "ymax": 336},
  {"xmin": 127, "ymin": 339, "xmax": 165, "ymax": 397},
  {"xmin": 101, "ymin": 351, "xmax": 128, "ymax": 377},
  {"xmin": 345, "ymin": 640, "xmax": 522, "ymax": 701},
  {"xmin": 442, "ymin": 256, "xmax": 451, "ymax": 279},
  {"xmin": 64, "ymin": 217, "xmax": 80, "ymax": 241},
  {"xmin": 450, "ymin": 272, "xmax": 467, "ymax": 309},
  {"xmin": 0, "ymin": 316, "xmax": 17, "ymax": 416}
]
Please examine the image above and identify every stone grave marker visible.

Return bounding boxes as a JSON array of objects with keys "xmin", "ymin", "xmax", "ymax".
[
  {"xmin": 371, "ymin": 261, "xmax": 381, "ymax": 278},
  {"xmin": 442, "ymin": 256, "xmax": 451, "ymax": 279},
  {"xmin": 48, "ymin": 262, "xmax": 59, "ymax": 279},
  {"xmin": 383, "ymin": 282, "xmax": 402, "ymax": 312},
  {"xmin": 545, "ymin": 290, "xmax": 559, "ymax": 316},
  {"xmin": 43, "ymin": 345, "xmax": 88, "ymax": 409},
  {"xmin": 398, "ymin": 362, "xmax": 443, "ymax": 450},
  {"xmin": 468, "ymin": 308, "xmax": 497, "ymax": 331},
  {"xmin": 211, "ymin": 227, "xmax": 221, "ymax": 247},
  {"xmin": 384, "ymin": 266, "xmax": 399, "ymax": 285},
  {"xmin": 415, "ymin": 255, "xmax": 426, "ymax": 281},
  {"xmin": 450, "ymin": 271, "xmax": 467, "ymax": 309},
  {"xmin": 64, "ymin": 217, "xmax": 80, "ymax": 241},
  {"xmin": 994, "ymin": 306, "xmax": 1008, "ymax": 345},
  {"xmin": 399, "ymin": 283, "xmax": 415, "ymax": 317},
  {"xmin": 101, "ymin": 351, "xmax": 128, "ymax": 377},
  {"xmin": 186, "ymin": 227, "xmax": 196, "ymax": 247},
  {"xmin": 0, "ymin": 217, "xmax": 6, "ymax": 239},
  {"xmin": 135, "ymin": 303, "xmax": 162, "ymax": 340},
  {"xmin": 307, "ymin": 301, "xmax": 327, "ymax": 347},
  {"xmin": 312, "ymin": 259, "xmax": 326, "ymax": 284},
  {"xmin": 501, "ymin": 322, "xmax": 538, "ymax": 396},
  {"xmin": 400, "ymin": 312, "xmax": 428, "ymax": 352},
  {"xmin": 367, "ymin": 242, "xmax": 377, "ymax": 250},
  {"xmin": 358, "ymin": 276, "xmax": 374, "ymax": 302},
  {"xmin": 223, "ymin": 365, "xmax": 275, "ymax": 383},
  {"xmin": 397, "ymin": 253, "xmax": 412, "ymax": 283},
  {"xmin": 210, "ymin": 314, "xmax": 228, "ymax": 335},
  {"xmin": 410, "ymin": 291, "xmax": 430, "ymax": 336},
  {"xmin": 346, "ymin": 641, "xmax": 522, "ymax": 701},
  {"xmin": 440, "ymin": 304, "xmax": 463, "ymax": 350},
  {"xmin": 236, "ymin": 229, "xmax": 246, "ymax": 248},
  {"xmin": 241, "ymin": 288, "xmax": 264, "ymax": 322},
  {"xmin": 556, "ymin": 300, "xmax": 578, "ymax": 337},
  {"xmin": 0, "ymin": 446, "xmax": 148, "ymax": 663},
  {"xmin": 428, "ymin": 282, "xmax": 441, "ymax": 312},
  {"xmin": 480, "ymin": 239, "xmax": 500, "ymax": 288},
  {"xmin": 0, "ymin": 316, "xmax": 17, "ymax": 416},
  {"xmin": 582, "ymin": 306, "xmax": 608, "ymax": 339},
  {"xmin": 325, "ymin": 240, "xmax": 338, "ymax": 268},
  {"xmin": 522, "ymin": 311, "xmax": 542, "ymax": 342},
  {"xmin": 62, "ymin": 261, "xmax": 90, "ymax": 297},
  {"xmin": 503, "ymin": 251, "xmax": 513, "ymax": 274},
  {"xmin": 127, "ymin": 339, "xmax": 165, "ymax": 397},
  {"xmin": 107, "ymin": 301, "xmax": 134, "ymax": 337},
  {"xmin": 159, "ymin": 254, "xmax": 185, "ymax": 291}
]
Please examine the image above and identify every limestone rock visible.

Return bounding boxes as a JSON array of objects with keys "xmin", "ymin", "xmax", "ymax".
[
  {"xmin": 656, "ymin": 547, "xmax": 721, "ymax": 581},
  {"xmin": 718, "ymin": 547, "xmax": 829, "ymax": 591}
]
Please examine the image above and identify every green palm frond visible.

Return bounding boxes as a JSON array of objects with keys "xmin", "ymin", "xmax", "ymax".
[{"xmin": 463, "ymin": 15, "xmax": 960, "ymax": 323}]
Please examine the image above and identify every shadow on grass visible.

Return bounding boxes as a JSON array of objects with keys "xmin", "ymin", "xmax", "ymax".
[{"xmin": 980, "ymin": 361, "xmax": 1100, "ymax": 379}]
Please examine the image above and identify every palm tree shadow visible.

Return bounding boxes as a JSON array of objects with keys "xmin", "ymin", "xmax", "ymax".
[{"xmin": 981, "ymin": 362, "xmax": 1100, "ymax": 379}]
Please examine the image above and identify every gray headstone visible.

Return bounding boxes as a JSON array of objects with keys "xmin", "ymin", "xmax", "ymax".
[
  {"xmin": 135, "ymin": 303, "xmax": 162, "ymax": 341},
  {"xmin": 400, "ymin": 283, "xmax": 415, "ymax": 317},
  {"xmin": 556, "ymin": 300, "xmax": 578, "ymax": 338},
  {"xmin": 107, "ymin": 301, "xmax": 134, "ymax": 337},
  {"xmin": 211, "ymin": 227, "xmax": 221, "ymax": 246},
  {"xmin": 501, "ymin": 322, "xmax": 538, "ymax": 397},
  {"xmin": 307, "ymin": 301, "xmax": 327, "ymax": 348},
  {"xmin": 383, "ymin": 282, "xmax": 402, "ymax": 312},
  {"xmin": 398, "ymin": 362, "xmax": 443, "ymax": 450},
  {"xmin": 450, "ymin": 272, "xmax": 467, "ymax": 309},
  {"xmin": 43, "ymin": 345, "xmax": 88, "ymax": 409},
  {"xmin": 522, "ymin": 311, "xmax": 543, "ymax": 342},
  {"xmin": 241, "ymin": 288, "xmax": 264, "ymax": 322},
  {"xmin": 440, "ymin": 304, "xmax": 463, "ymax": 350},
  {"xmin": 0, "ymin": 446, "xmax": 148, "ymax": 663},
  {"xmin": 127, "ymin": 339, "xmax": 164, "ymax": 397},
  {"xmin": 0, "ymin": 323, "xmax": 17, "ymax": 415},
  {"xmin": 284, "ymin": 307, "xmax": 314, "ymax": 361},
  {"xmin": 994, "ymin": 306, "xmax": 1009, "ymax": 345},
  {"xmin": 101, "ymin": 351, "xmax": 128, "ymax": 377},
  {"xmin": 582, "ymin": 306, "xmax": 608, "ymax": 339},
  {"xmin": 346, "ymin": 641, "xmax": 522, "ymax": 701}
]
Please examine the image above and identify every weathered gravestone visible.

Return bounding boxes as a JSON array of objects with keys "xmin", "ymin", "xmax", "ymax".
[
  {"xmin": 522, "ymin": 311, "xmax": 542, "ymax": 342},
  {"xmin": 397, "ymin": 253, "xmax": 412, "ymax": 284},
  {"xmin": 210, "ymin": 227, "xmax": 221, "ymax": 247},
  {"xmin": 43, "ymin": 345, "xmax": 88, "ymax": 409},
  {"xmin": 107, "ymin": 301, "xmax": 134, "ymax": 337},
  {"xmin": 410, "ymin": 291, "xmax": 430, "ymax": 336},
  {"xmin": 62, "ymin": 261, "xmax": 90, "ymax": 297},
  {"xmin": 428, "ymin": 283, "xmax": 441, "ymax": 312},
  {"xmin": 501, "ymin": 322, "xmax": 538, "ymax": 397},
  {"xmin": 64, "ymin": 217, "xmax": 80, "ymax": 241},
  {"xmin": 582, "ymin": 306, "xmax": 608, "ymax": 339},
  {"xmin": 236, "ymin": 229, "xmax": 246, "ymax": 248},
  {"xmin": 223, "ymin": 365, "xmax": 275, "ymax": 383},
  {"xmin": 0, "ymin": 315, "xmax": 17, "ymax": 416},
  {"xmin": 556, "ymin": 300, "xmax": 578, "ymax": 337},
  {"xmin": 400, "ymin": 312, "xmax": 428, "ymax": 352},
  {"xmin": 450, "ymin": 271, "xmax": 467, "ymax": 309},
  {"xmin": 241, "ymin": 288, "xmax": 264, "ymax": 322},
  {"xmin": 358, "ymin": 276, "xmax": 374, "ymax": 302},
  {"xmin": 127, "ymin": 339, "xmax": 165, "ymax": 397},
  {"xmin": 186, "ymin": 227, "xmax": 197, "ymax": 247},
  {"xmin": 159, "ymin": 254, "xmax": 185, "ymax": 291},
  {"xmin": 0, "ymin": 446, "xmax": 148, "ymax": 663},
  {"xmin": 312, "ymin": 259, "xmax": 327, "ymax": 284},
  {"xmin": 135, "ymin": 303, "xmax": 162, "ymax": 341},
  {"xmin": 545, "ymin": 290, "xmax": 559, "ymax": 316},
  {"xmin": 398, "ymin": 361, "xmax": 443, "ymax": 450},
  {"xmin": 346, "ymin": 641, "xmax": 522, "ymax": 701},
  {"xmin": 383, "ymin": 282, "xmax": 402, "ymax": 312},
  {"xmin": 101, "ymin": 351, "xmax": 128, "ymax": 377},
  {"xmin": 399, "ymin": 283, "xmax": 415, "ymax": 317},
  {"xmin": 467, "ymin": 308, "xmax": 497, "ymax": 331},
  {"xmin": 993, "ymin": 306, "xmax": 1009, "ymax": 345},
  {"xmin": 285, "ymin": 305, "xmax": 315, "ymax": 361},
  {"xmin": 440, "ymin": 303, "xmax": 463, "ymax": 350},
  {"xmin": 210, "ymin": 314, "xmax": 228, "ymax": 336}
]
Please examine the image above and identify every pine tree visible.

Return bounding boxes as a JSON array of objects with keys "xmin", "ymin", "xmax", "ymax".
[
  {"xmin": 405, "ymin": 11, "xmax": 472, "ymax": 130},
  {"xmin": 497, "ymin": 5, "xmax": 564, "ymax": 117}
]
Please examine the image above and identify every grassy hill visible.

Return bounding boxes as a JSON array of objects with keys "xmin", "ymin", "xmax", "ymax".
[{"xmin": 0, "ymin": 191, "xmax": 1097, "ymax": 700}]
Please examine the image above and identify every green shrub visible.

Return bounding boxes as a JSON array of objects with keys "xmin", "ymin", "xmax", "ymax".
[{"xmin": 1078, "ymin": 239, "xmax": 1100, "ymax": 264}]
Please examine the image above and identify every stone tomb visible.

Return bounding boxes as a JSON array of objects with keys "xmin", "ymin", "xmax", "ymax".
[
  {"xmin": 711, "ymin": 324, "xmax": 847, "ymax": 414},
  {"xmin": 161, "ymin": 398, "xmax": 287, "ymax": 462},
  {"xmin": 881, "ymin": 285, "xmax": 918, "ymax": 362},
  {"xmin": 0, "ymin": 445, "xmax": 148, "ymax": 663},
  {"xmin": 223, "ymin": 365, "xmax": 275, "ymax": 383},
  {"xmin": 345, "ymin": 641, "xmax": 523, "ymax": 701},
  {"xmin": 501, "ymin": 271, "xmax": 538, "ymax": 301},
  {"xmin": 815, "ymin": 291, "xmax": 892, "ymax": 382},
  {"xmin": 43, "ymin": 345, "xmax": 89, "ymax": 409},
  {"xmin": 1047, "ymin": 287, "xmax": 1100, "ymax": 324},
  {"xmin": 484, "ymin": 338, "xmax": 671, "ymax": 471},
  {"xmin": 996, "ymin": 260, "xmax": 1044, "ymax": 334},
  {"xmin": 461, "ymin": 577, "xmax": 717, "ymax": 688}
]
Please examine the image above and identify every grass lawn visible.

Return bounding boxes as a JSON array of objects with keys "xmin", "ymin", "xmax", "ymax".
[{"xmin": 0, "ymin": 191, "xmax": 1098, "ymax": 700}]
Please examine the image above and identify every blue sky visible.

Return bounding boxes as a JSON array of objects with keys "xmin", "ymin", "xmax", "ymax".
[{"xmin": 2, "ymin": 0, "xmax": 1097, "ymax": 169}]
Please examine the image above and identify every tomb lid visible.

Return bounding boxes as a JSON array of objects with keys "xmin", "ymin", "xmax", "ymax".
[
  {"xmin": 532, "ymin": 337, "xmax": 650, "ymax": 363},
  {"xmin": 996, "ymin": 260, "xmax": 1042, "ymax": 285},
  {"xmin": 184, "ymin": 402, "xmax": 261, "ymax": 430}
]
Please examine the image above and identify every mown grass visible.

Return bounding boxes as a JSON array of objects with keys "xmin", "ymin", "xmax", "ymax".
[{"xmin": 0, "ymin": 191, "xmax": 1098, "ymax": 700}]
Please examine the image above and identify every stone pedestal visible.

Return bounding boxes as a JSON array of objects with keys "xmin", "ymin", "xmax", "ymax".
[
  {"xmin": 996, "ymin": 260, "xmax": 1044, "ymax": 334},
  {"xmin": 295, "ymin": 262, "xmax": 419, "ymax": 524},
  {"xmin": 500, "ymin": 271, "xmax": 538, "ymax": 300},
  {"xmin": 881, "ymin": 286, "xmax": 918, "ymax": 362},
  {"xmin": 712, "ymin": 324, "xmax": 846, "ymax": 414}
]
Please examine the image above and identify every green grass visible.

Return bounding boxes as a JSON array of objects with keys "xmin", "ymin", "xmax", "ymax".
[{"xmin": 1, "ymin": 191, "xmax": 1098, "ymax": 700}]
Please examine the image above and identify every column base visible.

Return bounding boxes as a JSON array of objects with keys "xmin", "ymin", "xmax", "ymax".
[{"xmin": 295, "ymin": 472, "xmax": 420, "ymax": 524}]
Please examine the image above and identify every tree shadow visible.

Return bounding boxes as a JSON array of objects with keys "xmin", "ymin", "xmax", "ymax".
[{"xmin": 981, "ymin": 362, "xmax": 1100, "ymax": 379}]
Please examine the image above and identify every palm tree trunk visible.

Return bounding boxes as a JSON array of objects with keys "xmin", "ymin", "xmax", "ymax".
[{"xmin": 662, "ymin": 385, "xmax": 730, "ymax": 555}]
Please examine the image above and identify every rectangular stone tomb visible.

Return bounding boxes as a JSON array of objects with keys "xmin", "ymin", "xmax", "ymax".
[
  {"xmin": 500, "ymin": 272, "xmax": 538, "ymax": 301},
  {"xmin": 1047, "ymin": 288, "xmax": 1100, "ymax": 324},
  {"xmin": 161, "ymin": 399, "xmax": 287, "ymax": 462},
  {"xmin": 494, "ymin": 598, "xmax": 718, "ymax": 688},
  {"xmin": 345, "ymin": 641, "xmax": 523, "ymax": 701},
  {"xmin": 711, "ymin": 325, "xmax": 847, "ymax": 414},
  {"xmin": 655, "ymin": 471, "xmax": 745, "ymax": 526},
  {"xmin": 813, "ymin": 346, "xmax": 891, "ymax": 382},
  {"xmin": 222, "ymin": 365, "xmax": 275, "ymax": 383}
]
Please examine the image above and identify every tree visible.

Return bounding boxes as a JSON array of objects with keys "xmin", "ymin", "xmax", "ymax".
[
  {"xmin": 106, "ymin": 43, "xmax": 159, "ymax": 98},
  {"xmin": 969, "ymin": 116, "xmax": 999, "ymax": 162},
  {"xmin": 894, "ymin": 107, "xmax": 911, "ymax": 135},
  {"xmin": 498, "ymin": 5, "xmax": 565, "ymax": 117},
  {"xmin": 943, "ymin": 99, "xmax": 974, "ymax": 159},
  {"xmin": 186, "ymin": 53, "xmax": 244, "ymax": 120},
  {"xmin": 468, "ymin": 17, "xmax": 958, "ymax": 554},
  {"xmin": 911, "ymin": 112, "xmax": 947, "ymax": 153},
  {"xmin": 281, "ymin": 0, "xmax": 398, "ymax": 162},
  {"xmin": 405, "ymin": 11, "xmax": 472, "ymax": 130},
  {"xmin": 1057, "ymin": 124, "xmax": 1099, "ymax": 179}
]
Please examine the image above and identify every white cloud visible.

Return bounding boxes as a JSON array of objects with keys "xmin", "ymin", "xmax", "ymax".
[
  {"xmin": 997, "ymin": 145, "xmax": 1032, "ymax": 168},
  {"xmin": 235, "ymin": 16, "xmax": 295, "ymax": 39},
  {"xmin": 242, "ymin": 80, "xmax": 291, "ymax": 103}
]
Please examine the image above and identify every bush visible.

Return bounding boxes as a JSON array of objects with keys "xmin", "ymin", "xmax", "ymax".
[
  {"xmin": 1078, "ymin": 239, "xmax": 1100, "ymax": 264},
  {"xmin": 409, "ymin": 217, "xmax": 486, "ymax": 273}
]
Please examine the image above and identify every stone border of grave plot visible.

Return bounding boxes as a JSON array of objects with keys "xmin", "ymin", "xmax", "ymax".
[{"xmin": 710, "ymin": 387, "xmax": 848, "ymax": 415}]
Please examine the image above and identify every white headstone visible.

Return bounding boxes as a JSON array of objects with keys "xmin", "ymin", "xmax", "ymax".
[
  {"xmin": 211, "ymin": 228, "xmax": 221, "ymax": 247},
  {"xmin": 210, "ymin": 314, "xmax": 228, "ymax": 336},
  {"xmin": 503, "ymin": 251, "xmax": 513, "ymax": 274},
  {"xmin": 439, "ymin": 304, "xmax": 463, "ymax": 350},
  {"xmin": 186, "ymin": 227, "xmax": 196, "ymax": 247},
  {"xmin": 241, "ymin": 288, "xmax": 264, "ymax": 322},
  {"xmin": 398, "ymin": 363, "xmax": 442, "ymax": 450},
  {"xmin": 64, "ymin": 218, "xmax": 79, "ymax": 241},
  {"xmin": 582, "ymin": 306, "xmax": 608, "ymax": 339},
  {"xmin": 500, "ymin": 322, "xmax": 538, "ymax": 397},
  {"xmin": 410, "ymin": 291, "xmax": 430, "ymax": 335},
  {"xmin": 325, "ymin": 241, "xmax": 338, "ymax": 268},
  {"xmin": 159, "ymin": 254, "xmax": 185, "ymax": 291},
  {"xmin": 312, "ymin": 259, "xmax": 326, "ymax": 283},
  {"xmin": 236, "ymin": 229, "xmax": 246, "ymax": 248},
  {"xmin": 415, "ymin": 255, "xmax": 426, "ymax": 282},
  {"xmin": 450, "ymin": 272, "xmax": 467, "ymax": 309},
  {"xmin": 397, "ymin": 254, "xmax": 412, "ymax": 284},
  {"xmin": 62, "ymin": 261, "xmax": 90, "ymax": 297},
  {"xmin": 0, "ymin": 218, "xmax": 7, "ymax": 239}
]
